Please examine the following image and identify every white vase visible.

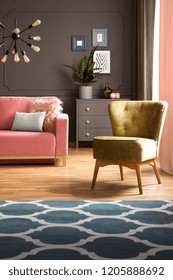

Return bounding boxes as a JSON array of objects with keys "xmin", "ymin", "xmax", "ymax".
[{"xmin": 79, "ymin": 86, "xmax": 93, "ymax": 99}]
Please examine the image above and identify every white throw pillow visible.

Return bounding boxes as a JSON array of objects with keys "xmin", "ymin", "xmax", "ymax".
[{"xmin": 11, "ymin": 112, "xmax": 46, "ymax": 132}]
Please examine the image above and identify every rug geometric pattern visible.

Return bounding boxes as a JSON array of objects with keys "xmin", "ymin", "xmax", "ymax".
[{"xmin": 0, "ymin": 200, "xmax": 173, "ymax": 260}]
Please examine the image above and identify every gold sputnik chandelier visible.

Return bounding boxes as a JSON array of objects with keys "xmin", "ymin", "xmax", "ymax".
[{"xmin": 0, "ymin": 1, "xmax": 41, "ymax": 63}]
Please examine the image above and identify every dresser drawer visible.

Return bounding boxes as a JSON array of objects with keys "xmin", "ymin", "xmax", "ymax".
[
  {"xmin": 76, "ymin": 99, "xmax": 129, "ymax": 148},
  {"xmin": 78, "ymin": 128, "xmax": 112, "ymax": 141},
  {"xmin": 78, "ymin": 116, "xmax": 111, "ymax": 128},
  {"xmin": 78, "ymin": 102, "xmax": 110, "ymax": 115}
]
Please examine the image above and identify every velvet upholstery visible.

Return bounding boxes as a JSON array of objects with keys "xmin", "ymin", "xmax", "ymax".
[
  {"xmin": 109, "ymin": 101, "xmax": 167, "ymax": 151},
  {"xmin": 0, "ymin": 130, "xmax": 55, "ymax": 156},
  {"xmin": 92, "ymin": 101, "xmax": 168, "ymax": 194},
  {"xmin": 93, "ymin": 136, "xmax": 157, "ymax": 162},
  {"xmin": 0, "ymin": 96, "xmax": 69, "ymax": 166}
]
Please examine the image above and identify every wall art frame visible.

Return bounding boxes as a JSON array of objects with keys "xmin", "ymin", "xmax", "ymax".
[
  {"xmin": 92, "ymin": 28, "xmax": 107, "ymax": 47},
  {"xmin": 93, "ymin": 50, "xmax": 111, "ymax": 74},
  {"xmin": 71, "ymin": 35, "xmax": 87, "ymax": 51}
]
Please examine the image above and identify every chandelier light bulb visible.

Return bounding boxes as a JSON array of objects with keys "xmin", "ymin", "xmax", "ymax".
[
  {"xmin": 14, "ymin": 52, "xmax": 20, "ymax": 63},
  {"xmin": 0, "ymin": 15, "xmax": 41, "ymax": 63},
  {"xmin": 23, "ymin": 55, "xmax": 30, "ymax": 63},
  {"xmin": 31, "ymin": 19, "xmax": 41, "ymax": 27},
  {"xmin": 12, "ymin": 28, "xmax": 20, "ymax": 34},
  {"xmin": 31, "ymin": 45, "xmax": 40, "ymax": 52},
  {"xmin": 29, "ymin": 36, "xmax": 41, "ymax": 41},
  {"xmin": 22, "ymin": 51, "xmax": 30, "ymax": 63},
  {"xmin": 1, "ymin": 54, "xmax": 8, "ymax": 63}
]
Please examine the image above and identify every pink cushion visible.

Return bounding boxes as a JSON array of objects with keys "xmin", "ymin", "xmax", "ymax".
[
  {"xmin": 0, "ymin": 130, "xmax": 55, "ymax": 157},
  {"xmin": 29, "ymin": 98, "xmax": 63, "ymax": 132}
]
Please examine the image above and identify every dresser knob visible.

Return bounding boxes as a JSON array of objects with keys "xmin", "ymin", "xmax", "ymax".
[
  {"xmin": 86, "ymin": 133, "xmax": 90, "ymax": 137},
  {"xmin": 85, "ymin": 120, "xmax": 90, "ymax": 124},
  {"xmin": 86, "ymin": 107, "xmax": 90, "ymax": 112}
]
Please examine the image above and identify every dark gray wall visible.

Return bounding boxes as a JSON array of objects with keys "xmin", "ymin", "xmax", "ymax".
[{"xmin": 0, "ymin": 0, "xmax": 136, "ymax": 141}]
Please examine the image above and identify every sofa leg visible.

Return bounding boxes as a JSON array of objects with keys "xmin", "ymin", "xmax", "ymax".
[
  {"xmin": 62, "ymin": 156, "xmax": 66, "ymax": 166},
  {"xmin": 55, "ymin": 156, "xmax": 66, "ymax": 166}
]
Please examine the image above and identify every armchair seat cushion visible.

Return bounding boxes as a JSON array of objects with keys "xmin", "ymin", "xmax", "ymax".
[{"xmin": 93, "ymin": 136, "xmax": 157, "ymax": 163}]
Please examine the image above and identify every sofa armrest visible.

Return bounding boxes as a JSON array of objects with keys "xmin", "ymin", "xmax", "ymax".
[{"xmin": 55, "ymin": 113, "xmax": 69, "ymax": 156}]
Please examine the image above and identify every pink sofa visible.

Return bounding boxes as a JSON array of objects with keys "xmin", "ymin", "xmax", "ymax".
[{"xmin": 0, "ymin": 96, "xmax": 69, "ymax": 166}]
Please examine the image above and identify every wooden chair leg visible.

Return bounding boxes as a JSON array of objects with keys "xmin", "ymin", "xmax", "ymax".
[
  {"xmin": 135, "ymin": 163, "xmax": 143, "ymax": 195},
  {"xmin": 91, "ymin": 160, "xmax": 99, "ymax": 189},
  {"xmin": 152, "ymin": 160, "xmax": 161, "ymax": 184},
  {"xmin": 119, "ymin": 165, "xmax": 124, "ymax": 180}
]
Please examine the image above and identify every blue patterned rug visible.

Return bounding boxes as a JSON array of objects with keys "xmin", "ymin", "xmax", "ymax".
[{"xmin": 0, "ymin": 200, "xmax": 173, "ymax": 260}]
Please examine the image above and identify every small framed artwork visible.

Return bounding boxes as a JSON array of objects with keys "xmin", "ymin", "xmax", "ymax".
[
  {"xmin": 92, "ymin": 29, "xmax": 107, "ymax": 47},
  {"xmin": 93, "ymin": 50, "xmax": 111, "ymax": 74},
  {"xmin": 71, "ymin": 35, "xmax": 87, "ymax": 51}
]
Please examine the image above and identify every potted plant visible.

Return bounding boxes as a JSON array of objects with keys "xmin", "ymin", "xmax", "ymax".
[{"xmin": 62, "ymin": 46, "xmax": 102, "ymax": 99}]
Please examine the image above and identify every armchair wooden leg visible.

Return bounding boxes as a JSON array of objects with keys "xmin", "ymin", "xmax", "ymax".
[
  {"xmin": 119, "ymin": 165, "xmax": 124, "ymax": 180},
  {"xmin": 135, "ymin": 163, "xmax": 143, "ymax": 195},
  {"xmin": 152, "ymin": 160, "xmax": 161, "ymax": 184},
  {"xmin": 91, "ymin": 160, "xmax": 99, "ymax": 189}
]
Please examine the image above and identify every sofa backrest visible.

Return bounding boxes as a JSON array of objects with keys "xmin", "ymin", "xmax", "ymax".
[{"xmin": 0, "ymin": 96, "xmax": 56, "ymax": 130}]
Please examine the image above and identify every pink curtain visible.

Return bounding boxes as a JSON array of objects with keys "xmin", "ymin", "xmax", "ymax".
[{"xmin": 159, "ymin": 0, "xmax": 173, "ymax": 174}]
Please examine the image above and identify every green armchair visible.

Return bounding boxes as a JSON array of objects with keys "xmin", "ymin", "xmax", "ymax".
[{"xmin": 91, "ymin": 101, "xmax": 168, "ymax": 194}]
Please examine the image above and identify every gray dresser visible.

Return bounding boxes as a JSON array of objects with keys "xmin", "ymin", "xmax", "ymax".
[{"xmin": 76, "ymin": 99, "xmax": 113, "ymax": 148}]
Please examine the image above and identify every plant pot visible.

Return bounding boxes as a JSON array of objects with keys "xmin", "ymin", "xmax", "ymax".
[{"xmin": 79, "ymin": 86, "xmax": 93, "ymax": 99}]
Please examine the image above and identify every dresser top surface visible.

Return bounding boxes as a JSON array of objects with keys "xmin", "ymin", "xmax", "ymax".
[{"xmin": 76, "ymin": 99, "xmax": 130, "ymax": 102}]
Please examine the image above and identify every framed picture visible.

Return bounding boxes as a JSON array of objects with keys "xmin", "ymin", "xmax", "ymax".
[
  {"xmin": 71, "ymin": 35, "xmax": 87, "ymax": 51},
  {"xmin": 93, "ymin": 50, "xmax": 111, "ymax": 74},
  {"xmin": 92, "ymin": 29, "xmax": 107, "ymax": 47}
]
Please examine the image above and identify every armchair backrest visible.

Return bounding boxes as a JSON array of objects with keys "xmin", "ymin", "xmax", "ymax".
[{"xmin": 109, "ymin": 100, "xmax": 168, "ymax": 149}]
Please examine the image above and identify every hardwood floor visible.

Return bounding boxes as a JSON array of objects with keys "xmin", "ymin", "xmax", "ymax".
[{"xmin": 0, "ymin": 145, "xmax": 173, "ymax": 200}]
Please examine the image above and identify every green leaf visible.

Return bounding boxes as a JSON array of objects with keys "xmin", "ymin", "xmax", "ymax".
[{"xmin": 62, "ymin": 45, "xmax": 103, "ymax": 85}]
